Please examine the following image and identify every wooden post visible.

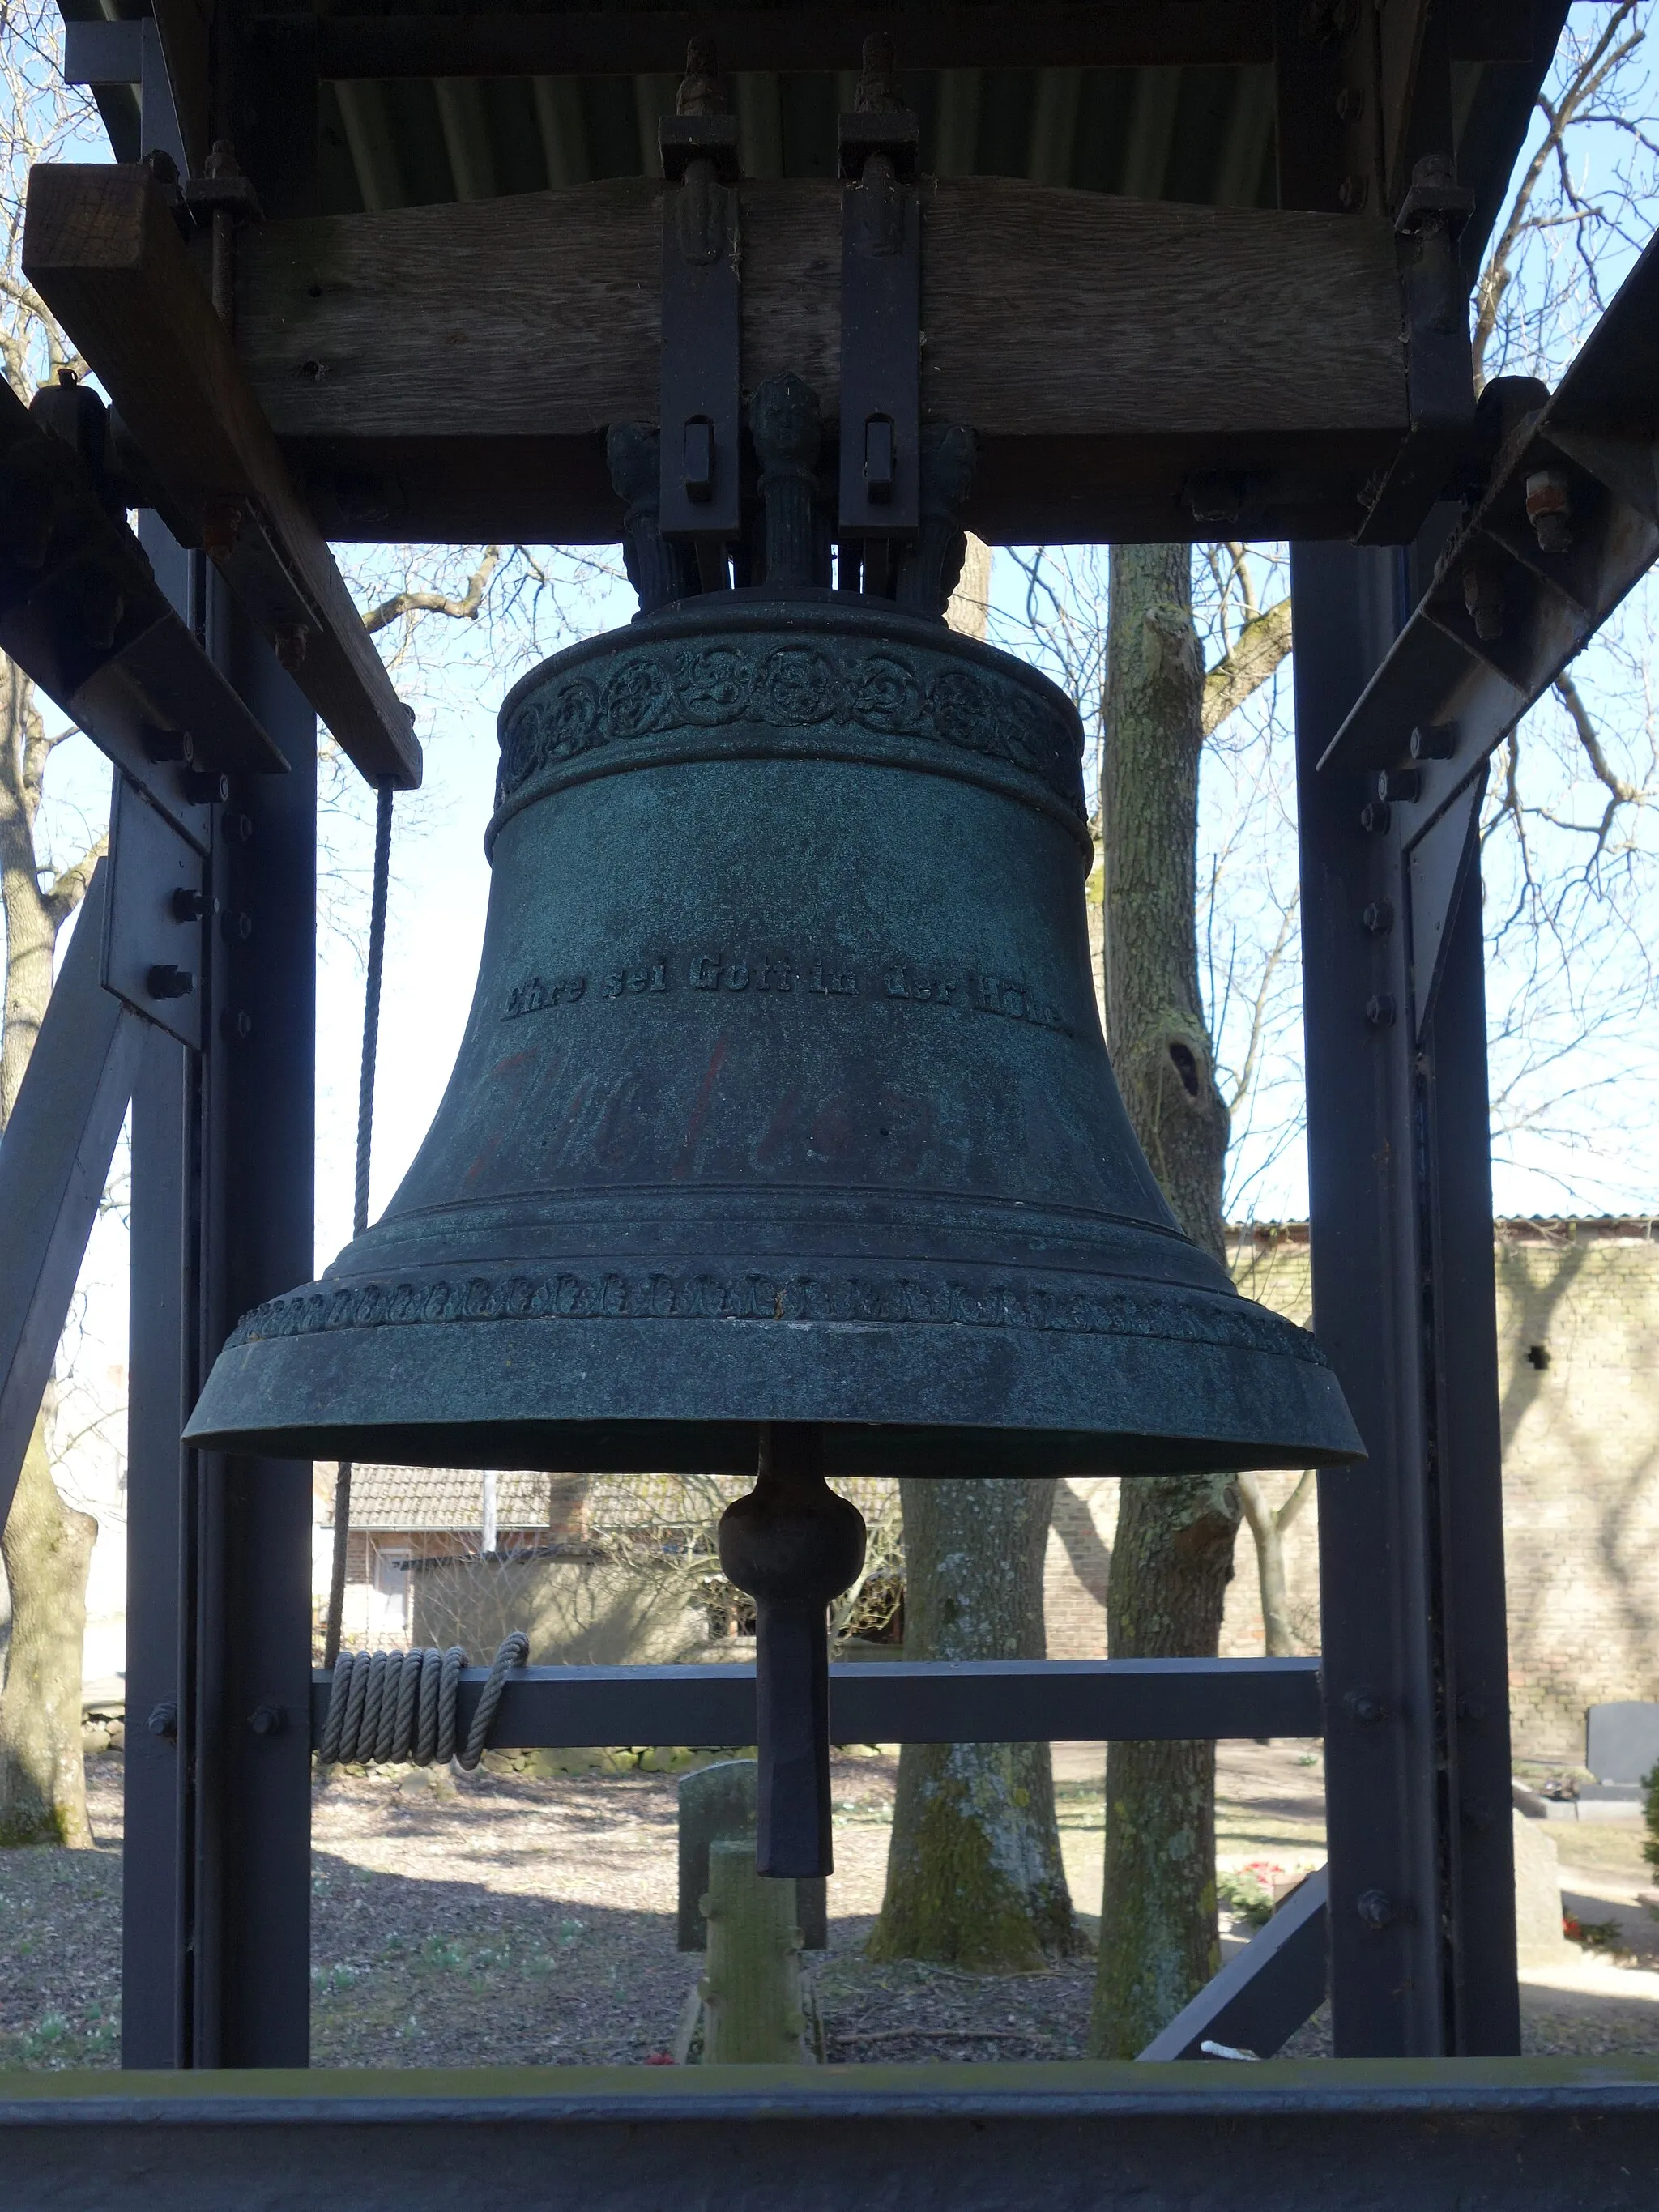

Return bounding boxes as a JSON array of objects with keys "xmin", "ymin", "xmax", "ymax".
[{"xmin": 698, "ymin": 1839, "xmax": 809, "ymax": 2064}]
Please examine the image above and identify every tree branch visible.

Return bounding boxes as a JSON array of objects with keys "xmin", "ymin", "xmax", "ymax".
[
  {"xmin": 41, "ymin": 834, "xmax": 106, "ymax": 931},
  {"xmin": 1555, "ymin": 672, "xmax": 1640, "ymax": 805},
  {"xmin": 360, "ymin": 545, "xmax": 504, "ymax": 637},
  {"xmin": 1201, "ymin": 595, "xmax": 1292, "ymax": 737}
]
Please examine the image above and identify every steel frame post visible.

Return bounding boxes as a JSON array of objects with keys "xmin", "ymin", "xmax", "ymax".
[
  {"xmin": 1292, "ymin": 539, "xmax": 1517, "ymax": 2056},
  {"xmin": 122, "ymin": 521, "xmax": 316, "ymax": 2067}
]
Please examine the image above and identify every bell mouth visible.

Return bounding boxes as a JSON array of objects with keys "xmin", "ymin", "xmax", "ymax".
[{"xmin": 185, "ymin": 1276, "xmax": 1364, "ymax": 1477}]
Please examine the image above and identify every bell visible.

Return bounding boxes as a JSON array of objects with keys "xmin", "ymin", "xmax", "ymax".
[
  {"xmin": 186, "ymin": 381, "xmax": 1360, "ymax": 1873},
  {"xmin": 188, "ymin": 397, "xmax": 1359, "ymax": 1485}
]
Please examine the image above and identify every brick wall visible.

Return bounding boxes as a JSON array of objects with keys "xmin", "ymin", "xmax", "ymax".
[{"xmin": 1042, "ymin": 1220, "xmax": 1659, "ymax": 1760}]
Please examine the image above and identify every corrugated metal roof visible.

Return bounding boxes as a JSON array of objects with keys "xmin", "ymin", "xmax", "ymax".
[{"xmin": 317, "ymin": 59, "xmax": 1282, "ymax": 216}]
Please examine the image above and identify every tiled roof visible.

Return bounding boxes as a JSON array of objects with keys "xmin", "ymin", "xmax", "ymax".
[
  {"xmin": 322, "ymin": 1465, "xmax": 576, "ymax": 1533},
  {"xmin": 321, "ymin": 1465, "xmax": 900, "ymax": 1536},
  {"xmin": 1231, "ymin": 1217, "xmax": 1657, "ymax": 1248}
]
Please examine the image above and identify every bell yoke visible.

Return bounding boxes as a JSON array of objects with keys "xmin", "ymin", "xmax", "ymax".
[{"xmin": 187, "ymin": 368, "xmax": 1361, "ymax": 1874}]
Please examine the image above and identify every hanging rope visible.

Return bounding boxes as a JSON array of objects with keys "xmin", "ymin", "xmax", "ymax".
[
  {"xmin": 320, "ymin": 1631, "xmax": 530, "ymax": 1769},
  {"xmin": 324, "ymin": 778, "xmax": 396, "ymax": 1670}
]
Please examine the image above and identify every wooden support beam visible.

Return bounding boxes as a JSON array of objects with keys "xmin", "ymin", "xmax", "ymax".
[
  {"xmin": 23, "ymin": 164, "xmax": 420, "ymax": 789},
  {"xmin": 237, "ymin": 177, "xmax": 1410, "ymax": 547}
]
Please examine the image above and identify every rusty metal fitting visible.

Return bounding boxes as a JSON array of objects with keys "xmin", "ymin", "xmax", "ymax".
[
  {"xmin": 1525, "ymin": 467, "xmax": 1572, "ymax": 554},
  {"xmin": 1462, "ymin": 560, "xmax": 1504, "ymax": 642},
  {"xmin": 201, "ymin": 499, "xmax": 245, "ymax": 560}
]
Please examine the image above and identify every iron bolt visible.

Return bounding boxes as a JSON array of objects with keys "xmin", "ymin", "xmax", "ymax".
[
  {"xmin": 147, "ymin": 1700, "xmax": 179, "ymax": 1740},
  {"xmin": 222, "ymin": 908, "xmax": 254, "ymax": 944},
  {"xmin": 222, "ymin": 1008, "xmax": 254, "ymax": 1042},
  {"xmin": 1345, "ymin": 1689, "xmax": 1387, "ymax": 1724},
  {"xmin": 1366, "ymin": 994, "xmax": 1397, "ymax": 1029},
  {"xmin": 171, "ymin": 887, "xmax": 215, "ymax": 922},
  {"xmin": 1525, "ymin": 468, "xmax": 1572, "ymax": 554},
  {"xmin": 147, "ymin": 964, "xmax": 195, "ymax": 1001},
  {"xmin": 1334, "ymin": 86, "xmax": 1363, "ymax": 123},
  {"xmin": 181, "ymin": 769, "xmax": 231, "ymax": 807},
  {"xmin": 143, "ymin": 723, "xmax": 191, "ymax": 765},
  {"xmin": 249, "ymin": 1703, "xmax": 286, "ymax": 1737},
  {"xmin": 1410, "ymin": 722, "xmax": 1456, "ymax": 761},
  {"xmin": 1362, "ymin": 899, "xmax": 1394, "ymax": 936},
  {"xmin": 1337, "ymin": 173, "xmax": 1368, "ymax": 211},
  {"xmin": 1462, "ymin": 562, "xmax": 1503, "ymax": 642},
  {"xmin": 1356, "ymin": 1888, "xmax": 1396, "ymax": 1930},
  {"xmin": 1358, "ymin": 799, "xmax": 1392, "ymax": 835},
  {"xmin": 1376, "ymin": 769, "xmax": 1421, "ymax": 803},
  {"xmin": 231, "ymin": 812, "xmax": 255, "ymax": 844}
]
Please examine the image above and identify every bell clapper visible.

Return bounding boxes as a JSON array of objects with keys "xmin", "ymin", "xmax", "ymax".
[{"xmin": 717, "ymin": 1424, "xmax": 867, "ymax": 1879}]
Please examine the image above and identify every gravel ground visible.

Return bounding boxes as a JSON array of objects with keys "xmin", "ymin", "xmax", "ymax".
[{"xmin": 2, "ymin": 1749, "xmax": 1657, "ymax": 2069}]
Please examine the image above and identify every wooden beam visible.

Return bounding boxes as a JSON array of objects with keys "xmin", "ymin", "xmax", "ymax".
[
  {"xmin": 238, "ymin": 176, "xmax": 1410, "ymax": 547},
  {"xmin": 23, "ymin": 164, "xmax": 420, "ymax": 789}
]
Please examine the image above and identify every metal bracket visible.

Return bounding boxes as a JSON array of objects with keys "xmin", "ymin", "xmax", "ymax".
[
  {"xmin": 658, "ymin": 58, "xmax": 743, "ymax": 549},
  {"xmin": 1322, "ymin": 223, "xmax": 1659, "ymax": 798},
  {"xmin": 1404, "ymin": 761, "xmax": 1486, "ymax": 1044},
  {"xmin": 103, "ymin": 774, "xmax": 211, "ymax": 1051},
  {"xmin": 1354, "ymin": 153, "xmax": 1476, "ymax": 546},
  {"xmin": 838, "ymin": 53, "xmax": 921, "ymax": 547}
]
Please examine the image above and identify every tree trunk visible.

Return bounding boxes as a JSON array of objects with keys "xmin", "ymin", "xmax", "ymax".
[
  {"xmin": 1238, "ymin": 1470, "xmax": 1314, "ymax": 1658},
  {"xmin": 1090, "ymin": 542, "xmax": 1239, "ymax": 2056},
  {"xmin": 0, "ymin": 1409, "xmax": 95, "ymax": 1847},
  {"xmin": 868, "ymin": 1477, "xmax": 1083, "ymax": 1970},
  {"xmin": 0, "ymin": 654, "xmax": 100, "ymax": 1848},
  {"xmin": 0, "ymin": 671, "xmax": 58, "ymax": 1127}
]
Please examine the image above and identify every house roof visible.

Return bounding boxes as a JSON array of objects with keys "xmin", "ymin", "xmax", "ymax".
[
  {"xmin": 322, "ymin": 1464, "xmax": 579, "ymax": 1532},
  {"xmin": 322, "ymin": 1464, "xmax": 900, "ymax": 1535},
  {"xmin": 1232, "ymin": 1217, "xmax": 1659, "ymax": 1250}
]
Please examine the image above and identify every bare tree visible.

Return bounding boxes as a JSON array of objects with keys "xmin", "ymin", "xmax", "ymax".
[
  {"xmin": 0, "ymin": 0, "xmax": 103, "ymax": 1846},
  {"xmin": 870, "ymin": 541, "xmax": 1085, "ymax": 1970}
]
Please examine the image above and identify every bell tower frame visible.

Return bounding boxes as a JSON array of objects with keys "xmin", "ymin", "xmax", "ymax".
[{"xmin": 3, "ymin": 0, "xmax": 1659, "ymax": 2191}]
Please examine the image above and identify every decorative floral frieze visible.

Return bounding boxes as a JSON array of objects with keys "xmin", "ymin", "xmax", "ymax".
[{"xmin": 497, "ymin": 637, "xmax": 1085, "ymax": 819}]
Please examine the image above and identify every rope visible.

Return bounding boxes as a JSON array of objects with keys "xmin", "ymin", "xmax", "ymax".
[
  {"xmin": 323, "ymin": 778, "xmax": 396, "ymax": 1671},
  {"xmin": 319, "ymin": 1634, "xmax": 529, "ymax": 1769}
]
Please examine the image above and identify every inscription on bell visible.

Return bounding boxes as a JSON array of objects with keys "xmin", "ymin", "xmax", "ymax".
[
  {"xmin": 502, "ymin": 952, "xmax": 1073, "ymax": 1035},
  {"xmin": 504, "ymin": 973, "xmax": 586, "ymax": 1017}
]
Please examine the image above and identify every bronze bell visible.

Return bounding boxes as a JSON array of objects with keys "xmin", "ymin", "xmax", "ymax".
[{"xmin": 187, "ymin": 378, "xmax": 1360, "ymax": 1872}]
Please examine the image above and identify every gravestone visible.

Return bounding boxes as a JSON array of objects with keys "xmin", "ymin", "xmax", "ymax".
[
  {"xmin": 1585, "ymin": 1701, "xmax": 1659, "ymax": 1785},
  {"xmin": 677, "ymin": 1758, "xmax": 828, "ymax": 1950},
  {"xmin": 1512, "ymin": 1808, "xmax": 1570, "ymax": 1966}
]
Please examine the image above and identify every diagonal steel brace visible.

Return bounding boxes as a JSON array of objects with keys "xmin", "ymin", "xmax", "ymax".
[{"xmin": 0, "ymin": 859, "xmax": 146, "ymax": 1524}]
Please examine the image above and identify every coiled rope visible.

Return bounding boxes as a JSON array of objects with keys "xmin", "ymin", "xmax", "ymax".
[{"xmin": 320, "ymin": 1630, "xmax": 529, "ymax": 1770}]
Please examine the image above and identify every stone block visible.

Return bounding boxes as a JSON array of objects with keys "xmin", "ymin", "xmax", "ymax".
[
  {"xmin": 678, "ymin": 1758, "xmax": 827, "ymax": 1951},
  {"xmin": 1512, "ymin": 1807, "xmax": 1570, "ymax": 1966}
]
